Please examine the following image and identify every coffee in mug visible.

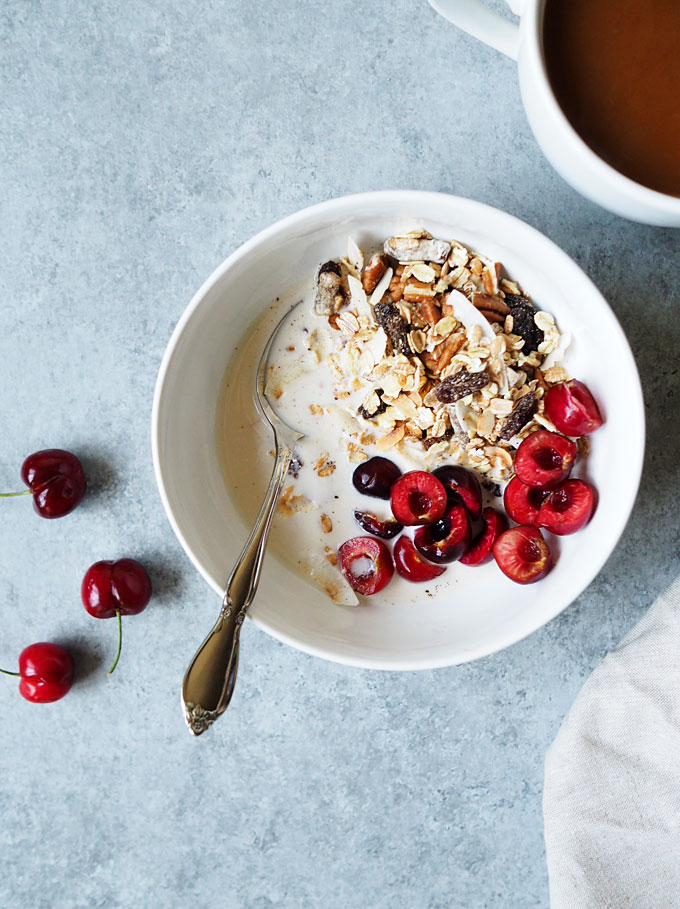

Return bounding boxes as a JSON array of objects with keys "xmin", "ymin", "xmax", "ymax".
[{"xmin": 543, "ymin": 0, "xmax": 680, "ymax": 197}]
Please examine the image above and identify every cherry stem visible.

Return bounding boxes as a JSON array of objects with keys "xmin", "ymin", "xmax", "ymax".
[
  {"xmin": 0, "ymin": 490, "xmax": 32, "ymax": 498},
  {"xmin": 0, "ymin": 667, "xmax": 21, "ymax": 677},
  {"xmin": 107, "ymin": 609, "xmax": 122, "ymax": 676}
]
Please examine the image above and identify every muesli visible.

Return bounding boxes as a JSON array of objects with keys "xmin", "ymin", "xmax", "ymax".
[{"xmin": 312, "ymin": 231, "xmax": 570, "ymax": 486}]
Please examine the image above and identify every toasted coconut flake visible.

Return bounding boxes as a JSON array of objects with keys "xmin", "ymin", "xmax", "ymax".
[
  {"xmin": 346, "ymin": 237, "xmax": 364, "ymax": 274},
  {"xmin": 375, "ymin": 423, "xmax": 406, "ymax": 451},
  {"xmin": 369, "ymin": 266, "xmax": 393, "ymax": 306}
]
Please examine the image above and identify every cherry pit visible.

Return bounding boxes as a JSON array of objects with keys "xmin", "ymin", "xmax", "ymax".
[{"xmin": 338, "ymin": 377, "xmax": 604, "ymax": 596}]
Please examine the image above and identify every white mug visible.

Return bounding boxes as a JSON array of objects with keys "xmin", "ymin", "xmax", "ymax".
[{"xmin": 429, "ymin": 0, "xmax": 680, "ymax": 227}]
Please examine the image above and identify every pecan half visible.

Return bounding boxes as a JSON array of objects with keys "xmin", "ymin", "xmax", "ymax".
[
  {"xmin": 362, "ymin": 253, "xmax": 389, "ymax": 294},
  {"xmin": 421, "ymin": 333, "xmax": 465, "ymax": 375},
  {"xmin": 414, "ymin": 298, "xmax": 440, "ymax": 325},
  {"xmin": 471, "ymin": 292, "xmax": 510, "ymax": 315},
  {"xmin": 389, "ymin": 264, "xmax": 406, "ymax": 302},
  {"xmin": 403, "ymin": 280, "xmax": 438, "ymax": 303}
]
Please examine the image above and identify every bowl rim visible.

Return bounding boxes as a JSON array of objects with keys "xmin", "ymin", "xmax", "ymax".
[{"xmin": 151, "ymin": 190, "xmax": 645, "ymax": 670}]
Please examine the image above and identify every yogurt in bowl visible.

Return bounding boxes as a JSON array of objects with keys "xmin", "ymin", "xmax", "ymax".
[{"xmin": 152, "ymin": 191, "xmax": 644, "ymax": 669}]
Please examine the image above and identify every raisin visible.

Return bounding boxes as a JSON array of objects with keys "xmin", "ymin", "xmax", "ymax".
[
  {"xmin": 319, "ymin": 260, "xmax": 341, "ymax": 277},
  {"xmin": 498, "ymin": 391, "xmax": 538, "ymax": 441},
  {"xmin": 422, "ymin": 428, "xmax": 454, "ymax": 450},
  {"xmin": 505, "ymin": 293, "xmax": 544, "ymax": 353},
  {"xmin": 374, "ymin": 301, "xmax": 411, "ymax": 357},
  {"xmin": 434, "ymin": 368, "xmax": 491, "ymax": 404},
  {"xmin": 358, "ymin": 388, "xmax": 387, "ymax": 420}
]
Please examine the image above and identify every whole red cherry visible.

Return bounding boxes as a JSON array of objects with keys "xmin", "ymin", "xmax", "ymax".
[
  {"xmin": 0, "ymin": 642, "xmax": 74, "ymax": 703},
  {"xmin": 1, "ymin": 449, "xmax": 87, "ymax": 518},
  {"xmin": 81, "ymin": 559, "xmax": 152, "ymax": 674}
]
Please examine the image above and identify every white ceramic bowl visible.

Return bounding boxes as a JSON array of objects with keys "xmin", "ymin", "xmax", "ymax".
[{"xmin": 152, "ymin": 191, "xmax": 644, "ymax": 670}]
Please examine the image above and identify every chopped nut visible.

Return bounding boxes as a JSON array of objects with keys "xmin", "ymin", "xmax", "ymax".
[
  {"xmin": 414, "ymin": 298, "xmax": 440, "ymax": 325},
  {"xmin": 320, "ymin": 514, "xmax": 333, "ymax": 534},
  {"xmin": 403, "ymin": 280, "xmax": 438, "ymax": 303},
  {"xmin": 482, "ymin": 262, "xmax": 501, "ymax": 295},
  {"xmin": 362, "ymin": 253, "xmax": 389, "ymax": 293},
  {"xmin": 477, "ymin": 308, "xmax": 505, "ymax": 324},
  {"xmin": 471, "ymin": 292, "xmax": 510, "ymax": 315},
  {"xmin": 577, "ymin": 437, "xmax": 591, "ymax": 459},
  {"xmin": 317, "ymin": 462, "xmax": 336, "ymax": 477},
  {"xmin": 389, "ymin": 265, "xmax": 406, "ymax": 302},
  {"xmin": 534, "ymin": 368, "xmax": 548, "ymax": 392},
  {"xmin": 435, "ymin": 368, "xmax": 491, "ymax": 403},
  {"xmin": 421, "ymin": 332, "xmax": 466, "ymax": 375}
]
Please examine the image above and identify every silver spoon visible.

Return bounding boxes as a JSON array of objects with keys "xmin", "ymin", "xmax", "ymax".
[{"xmin": 181, "ymin": 302, "xmax": 305, "ymax": 736}]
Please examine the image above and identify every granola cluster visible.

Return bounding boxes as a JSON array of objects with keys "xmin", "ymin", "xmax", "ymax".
[{"xmin": 312, "ymin": 232, "xmax": 570, "ymax": 485}]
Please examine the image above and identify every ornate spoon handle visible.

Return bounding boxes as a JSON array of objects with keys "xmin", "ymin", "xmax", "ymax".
[{"xmin": 181, "ymin": 438, "xmax": 293, "ymax": 735}]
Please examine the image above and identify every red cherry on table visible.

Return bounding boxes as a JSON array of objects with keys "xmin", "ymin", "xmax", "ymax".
[
  {"xmin": 543, "ymin": 380, "xmax": 603, "ymax": 437},
  {"xmin": 0, "ymin": 449, "xmax": 86, "ymax": 518},
  {"xmin": 81, "ymin": 559, "xmax": 152, "ymax": 674},
  {"xmin": 0, "ymin": 642, "xmax": 74, "ymax": 703}
]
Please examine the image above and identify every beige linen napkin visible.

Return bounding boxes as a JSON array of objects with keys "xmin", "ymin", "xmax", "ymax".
[{"xmin": 544, "ymin": 575, "xmax": 680, "ymax": 908}]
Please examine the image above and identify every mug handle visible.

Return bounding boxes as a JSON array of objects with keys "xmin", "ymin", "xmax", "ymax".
[{"xmin": 428, "ymin": 0, "xmax": 520, "ymax": 61}]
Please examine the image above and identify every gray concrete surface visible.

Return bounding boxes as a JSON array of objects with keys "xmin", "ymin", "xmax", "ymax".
[{"xmin": 0, "ymin": 1, "xmax": 678, "ymax": 907}]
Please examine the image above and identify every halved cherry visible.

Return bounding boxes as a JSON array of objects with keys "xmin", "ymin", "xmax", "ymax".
[
  {"xmin": 504, "ymin": 476, "xmax": 546, "ymax": 524},
  {"xmin": 544, "ymin": 380, "xmax": 603, "ymax": 437},
  {"xmin": 338, "ymin": 536, "xmax": 394, "ymax": 596},
  {"xmin": 354, "ymin": 510, "xmax": 403, "ymax": 539},
  {"xmin": 413, "ymin": 504, "xmax": 470, "ymax": 563},
  {"xmin": 390, "ymin": 471, "xmax": 447, "ymax": 526},
  {"xmin": 460, "ymin": 507, "xmax": 508, "ymax": 566},
  {"xmin": 493, "ymin": 525, "xmax": 552, "ymax": 585},
  {"xmin": 514, "ymin": 430, "xmax": 577, "ymax": 490},
  {"xmin": 393, "ymin": 536, "xmax": 446, "ymax": 583},
  {"xmin": 538, "ymin": 479, "xmax": 595, "ymax": 535},
  {"xmin": 431, "ymin": 465, "xmax": 482, "ymax": 519}
]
